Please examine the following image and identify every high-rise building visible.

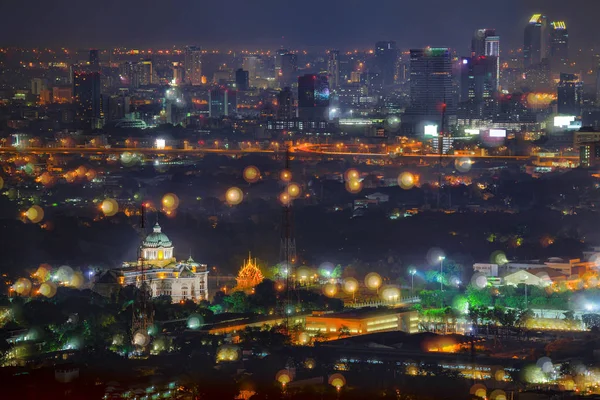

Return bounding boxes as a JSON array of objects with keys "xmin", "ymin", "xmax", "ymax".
[
  {"xmin": 550, "ymin": 21, "xmax": 569, "ymax": 68},
  {"xmin": 73, "ymin": 69, "xmax": 103, "ymax": 129},
  {"xmin": 375, "ymin": 41, "xmax": 397, "ymax": 86},
  {"xmin": 557, "ymin": 73, "xmax": 583, "ymax": 116},
  {"xmin": 404, "ymin": 48, "xmax": 455, "ymax": 134},
  {"xmin": 105, "ymin": 94, "xmax": 130, "ymax": 121},
  {"xmin": 31, "ymin": 78, "xmax": 46, "ymax": 95},
  {"xmin": 297, "ymin": 74, "xmax": 330, "ymax": 121},
  {"xmin": 596, "ymin": 64, "xmax": 600, "ymax": 106},
  {"xmin": 277, "ymin": 87, "xmax": 295, "ymax": 120},
  {"xmin": 459, "ymin": 56, "xmax": 498, "ymax": 120},
  {"xmin": 184, "ymin": 46, "xmax": 202, "ymax": 85},
  {"xmin": 235, "ymin": 68, "xmax": 249, "ymax": 91},
  {"xmin": 136, "ymin": 60, "xmax": 153, "ymax": 86},
  {"xmin": 209, "ymin": 88, "xmax": 237, "ymax": 117},
  {"xmin": 89, "ymin": 49, "xmax": 100, "ymax": 67},
  {"xmin": 275, "ymin": 48, "xmax": 289, "ymax": 77},
  {"xmin": 471, "ymin": 29, "xmax": 501, "ymax": 94},
  {"xmin": 471, "ymin": 29, "xmax": 498, "ymax": 57},
  {"xmin": 280, "ymin": 53, "xmax": 298, "ymax": 88},
  {"xmin": 172, "ymin": 62, "xmax": 184, "ymax": 85},
  {"xmin": 524, "ymin": 14, "xmax": 548, "ymax": 67},
  {"xmin": 327, "ymin": 50, "xmax": 340, "ymax": 90}
]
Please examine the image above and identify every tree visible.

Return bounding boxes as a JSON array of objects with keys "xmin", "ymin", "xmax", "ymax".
[
  {"xmin": 517, "ymin": 309, "xmax": 534, "ymax": 328},
  {"xmin": 582, "ymin": 313, "xmax": 600, "ymax": 329},
  {"xmin": 466, "ymin": 284, "xmax": 493, "ymax": 308},
  {"xmin": 224, "ymin": 291, "xmax": 249, "ymax": 313},
  {"xmin": 338, "ymin": 325, "xmax": 351, "ymax": 339}
]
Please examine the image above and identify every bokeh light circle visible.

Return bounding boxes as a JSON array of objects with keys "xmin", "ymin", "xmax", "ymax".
[
  {"xmin": 344, "ymin": 169, "xmax": 360, "ymax": 181},
  {"xmin": 328, "ymin": 373, "xmax": 346, "ymax": 389},
  {"xmin": 225, "ymin": 187, "xmax": 243, "ymax": 205},
  {"xmin": 100, "ymin": 198, "xmax": 119, "ymax": 216},
  {"xmin": 276, "ymin": 370, "xmax": 292, "ymax": 386},
  {"xmin": 14, "ymin": 278, "xmax": 32, "ymax": 296},
  {"xmin": 243, "ymin": 166, "xmax": 260, "ymax": 183},
  {"xmin": 343, "ymin": 278, "xmax": 359, "ymax": 294},
  {"xmin": 162, "ymin": 193, "xmax": 180, "ymax": 211},
  {"xmin": 470, "ymin": 273, "xmax": 488, "ymax": 289},
  {"xmin": 455, "ymin": 157, "xmax": 473, "ymax": 173},
  {"xmin": 536, "ymin": 357, "xmax": 553, "ymax": 373},
  {"xmin": 25, "ymin": 205, "xmax": 44, "ymax": 223},
  {"xmin": 56, "ymin": 265, "xmax": 74, "ymax": 284},
  {"xmin": 345, "ymin": 179, "xmax": 363, "ymax": 194},
  {"xmin": 287, "ymin": 183, "xmax": 301, "ymax": 198},
  {"xmin": 365, "ymin": 272, "xmax": 382, "ymax": 290},
  {"xmin": 380, "ymin": 285, "xmax": 401, "ymax": 302},
  {"xmin": 133, "ymin": 331, "xmax": 149, "ymax": 347},
  {"xmin": 323, "ymin": 283, "xmax": 338, "ymax": 297},
  {"xmin": 39, "ymin": 282, "xmax": 57, "ymax": 298},
  {"xmin": 279, "ymin": 192, "xmax": 291, "ymax": 205},
  {"xmin": 280, "ymin": 169, "xmax": 292, "ymax": 182},
  {"xmin": 70, "ymin": 272, "xmax": 84, "ymax": 288},
  {"xmin": 490, "ymin": 250, "xmax": 508, "ymax": 265},
  {"xmin": 187, "ymin": 314, "xmax": 204, "ymax": 330},
  {"xmin": 398, "ymin": 172, "xmax": 415, "ymax": 190},
  {"xmin": 305, "ymin": 358, "xmax": 316, "ymax": 369}
]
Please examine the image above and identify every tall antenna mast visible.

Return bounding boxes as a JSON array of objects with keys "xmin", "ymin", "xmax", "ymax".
[
  {"xmin": 280, "ymin": 145, "xmax": 297, "ymax": 329},
  {"xmin": 437, "ymin": 101, "xmax": 446, "ymax": 209},
  {"xmin": 132, "ymin": 203, "xmax": 154, "ymax": 350}
]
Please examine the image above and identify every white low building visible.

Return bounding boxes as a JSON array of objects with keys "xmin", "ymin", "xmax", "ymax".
[{"xmin": 120, "ymin": 223, "xmax": 209, "ymax": 303}]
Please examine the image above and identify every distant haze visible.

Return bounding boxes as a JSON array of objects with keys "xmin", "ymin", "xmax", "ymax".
[{"xmin": 0, "ymin": 0, "xmax": 598, "ymax": 51}]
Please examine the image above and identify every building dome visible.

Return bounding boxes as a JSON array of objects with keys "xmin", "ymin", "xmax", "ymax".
[{"xmin": 143, "ymin": 223, "xmax": 173, "ymax": 248}]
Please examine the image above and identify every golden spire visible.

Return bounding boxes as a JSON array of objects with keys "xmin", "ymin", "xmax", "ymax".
[{"xmin": 236, "ymin": 253, "xmax": 264, "ymax": 290}]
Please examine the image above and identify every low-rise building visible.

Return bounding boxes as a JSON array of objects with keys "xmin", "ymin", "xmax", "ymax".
[{"xmin": 304, "ymin": 308, "xmax": 418, "ymax": 339}]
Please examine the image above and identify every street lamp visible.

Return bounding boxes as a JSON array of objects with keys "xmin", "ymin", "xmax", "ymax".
[
  {"xmin": 438, "ymin": 256, "xmax": 445, "ymax": 291},
  {"xmin": 521, "ymin": 274, "xmax": 528, "ymax": 309},
  {"xmin": 409, "ymin": 268, "xmax": 417, "ymax": 297}
]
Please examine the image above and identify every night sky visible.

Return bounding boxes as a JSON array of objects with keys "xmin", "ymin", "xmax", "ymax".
[{"xmin": 0, "ymin": 0, "xmax": 598, "ymax": 50}]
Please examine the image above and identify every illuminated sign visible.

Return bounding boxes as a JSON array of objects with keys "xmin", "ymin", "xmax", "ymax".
[
  {"xmin": 155, "ymin": 138, "xmax": 166, "ymax": 150},
  {"xmin": 529, "ymin": 14, "xmax": 543, "ymax": 24},
  {"xmin": 553, "ymin": 115, "xmax": 575, "ymax": 128},
  {"xmin": 489, "ymin": 129, "xmax": 506, "ymax": 138},
  {"xmin": 424, "ymin": 124, "xmax": 438, "ymax": 137},
  {"xmin": 465, "ymin": 129, "xmax": 480, "ymax": 135},
  {"xmin": 551, "ymin": 21, "xmax": 566, "ymax": 30}
]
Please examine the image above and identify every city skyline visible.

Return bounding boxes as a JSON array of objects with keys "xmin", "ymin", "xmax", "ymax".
[{"xmin": 0, "ymin": 0, "xmax": 598, "ymax": 51}]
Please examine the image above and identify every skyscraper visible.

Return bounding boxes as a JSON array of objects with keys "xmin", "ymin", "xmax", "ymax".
[
  {"xmin": 550, "ymin": 21, "xmax": 569, "ymax": 68},
  {"xmin": 327, "ymin": 50, "xmax": 340, "ymax": 90},
  {"xmin": 73, "ymin": 69, "xmax": 103, "ymax": 129},
  {"xmin": 557, "ymin": 73, "xmax": 583, "ymax": 116},
  {"xmin": 471, "ymin": 29, "xmax": 500, "ymax": 94},
  {"xmin": 275, "ymin": 48, "xmax": 289, "ymax": 78},
  {"xmin": 404, "ymin": 48, "xmax": 455, "ymax": 134},
  {"xmin": 136, "ymin": 60, "xmax": 153, "ymax": 86},
  {"xmin": 89, "ymin": 49, "xmax": 100, "ymax": 67},
  {"xmin": 375, "ymin": 41, "xmax": 397, "ymax": 86},
  {"xmin": 524, "ymin": 14, "xmax": 548, "ymax": 68},
  {"xmin": 459, "ymin": 56, "xmax": 498, "ymax": 120},
  {"xmin": 280, "ymin": 53, "xmax": 298, "ymax": 88},
  {"xmin": 242, "ymin": 56, "xmax": 260, "ymax": 87},
  {"xmin": 172, "ymin": 62, "xmax": 184, "ymax": 85},
  {"xmin": 471, "ymin": 29, "xmax": 498, "ymax": 57},
  {"xmin": 184, "ymin": 46, "xmax": 202, "ymax": 85},
  {"xmin": 277, "ymin": 87, "xmax": 295, "ymax": 120},
  {"xmin": 235, "ymin": 68, "xmax": 249, "ymax": 91},
  {"xmin": 209, "ymin": 88, "xmax": 237, "ymax": 117},
  {"xmin": 297, "ymin": 74, "xmax": 330, "ymax": 121}
]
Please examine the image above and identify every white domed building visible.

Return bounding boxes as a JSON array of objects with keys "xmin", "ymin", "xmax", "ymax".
[{"xmin": 119, "ymin": 223, "xmax": 209, "ymax": 303}]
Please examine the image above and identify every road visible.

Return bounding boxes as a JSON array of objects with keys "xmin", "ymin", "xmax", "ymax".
[{"xmin": 0, "ymin": 145, "xmax": 579, "ymax": 163}]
